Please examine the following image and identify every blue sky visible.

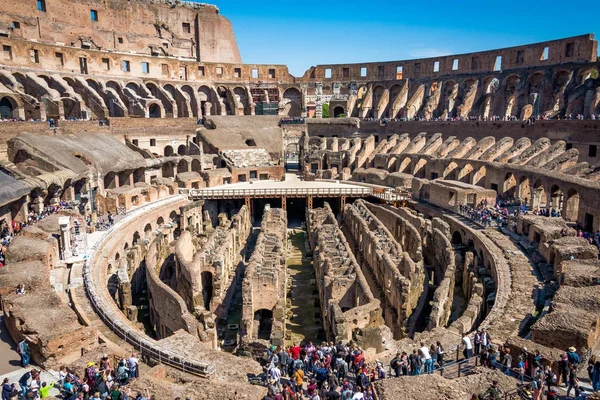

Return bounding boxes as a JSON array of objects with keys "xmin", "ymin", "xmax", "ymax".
[{"xmin": 197, "ymin": 0, "xmax": 598, "ymax": 77}]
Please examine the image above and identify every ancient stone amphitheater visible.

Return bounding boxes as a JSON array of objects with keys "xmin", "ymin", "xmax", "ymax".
[{"xmin": 0, "ymin": 1, "xmax": 600, "ymax": 399}]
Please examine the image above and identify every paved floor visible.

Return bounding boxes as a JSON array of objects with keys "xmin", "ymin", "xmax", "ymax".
[{"xmin": 0, "ymin": 317, "xmax": 20, "ymax": 375}]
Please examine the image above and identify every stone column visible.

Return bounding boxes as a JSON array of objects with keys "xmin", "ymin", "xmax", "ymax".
[{"xmin": 59, "ymin": 216, "xmax": 72, "ymax": 260}]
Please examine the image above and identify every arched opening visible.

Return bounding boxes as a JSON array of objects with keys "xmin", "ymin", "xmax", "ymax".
[
  {"xmin": 333, "ymin": 106, "xmax": 345, "ymax": 118},
  {"xmin": 201, "ymin": 271, "xmax": 213, "ymax": 310},
  {"xmin": 144, "ymin": 223, "xmax": 153, "ymax": 237},
  {"xmin": 191, "ymin": 159, "xmax": 202, "ymax": 172},
  {"xmin": 0, "ymin": 96, "xmax": 17, "ymax": 119},
  {"xmin": 472, "ymin": 166, "xmax": 486, "ymax": 186},
  {"xmin": 149, "ymin": 103, "xmax": 161, "ymax": 118},
  {"xmin": 550, "ymin": 185, "xmax": 563, "ymax": 212},
  {"xmin": 132, "ymin": 231, "xmax": 141, "ymax": 245},
  {"xmin": 532, "ymin": 181, "xmax": 547, "ymax": 211},
  {"xmin": 126, "ymin": 82, "xmax": 141, "ymax": 96},
  {"xmin": 123, "ymin": 243, "xmax": 129, "ymax": 251},
  {"xmin": 398, "ymin": 158, "xmax": 412, "ymax": 174},
  {"xmin": 157, "ymin": 216, "xmax": 164, "ymax": 226},
  {"xmin": 443, "ymin": 162, "xmax": 459, "ymax": 180},
  {"xmin": 181, "ymin": 85, "xmax": 199, "ymax": 118},
  {"xmin": 233, "ymin": 87, "xmax": 250, "ymax": 115},
  {"xmin": 413, "ymin": 158, "xmax": 427, "ymax": 178},
  {"xmin": 162, "ymin": 162, "xmax": 175, "ymax": 178},
  {"xmin": 254, "ymin": 309, "xmax": 273, "ymax": 340},
  {"xmin": 564, "ymin": 188, "xmax": 580, "ymax": 222},
  {"xmin": 518, "ymin": 176, "xmax": 531, "ymax": 205},
  {"xmin": 177, "ymin": 144, "xmax": 187, "ymax": 156},
  {"xmin": 216, "ymin": 86, "xmax": 232, "ymax": 115},
  {"xmin": 282, "ymin": 88, "xmax": 302, "ymax": 117},
  {"xmin": 503, "ymin": 173, "xmax": 517, "ymax": 198},
  {"xmin": 164, "ymin": 146, "xmax": 174, "ymax": 157},
  {"xmin": 457, "ymin": 164, "xmax": 474, "ymax": 183},
  {"xmin": 104, "ymin": 172, "xmax": 117, "ymax": 190},
  {"xmin": 451, "ymin": 231, "xmax": 463, "ymax": 245},
  {"xmin": 198, "ymin": 86, "xmax": 213, "ymax": 116},
  {"xmin": 169, "ymin": 211, "xmax": 178, "ymax": 225},
  {"xmin": 177, "ymin": 159, "xmax": 189, "ymax": 173},
  {"xmin": 285, "ymin": 142, "xmax": 300, "ymax": 170}
]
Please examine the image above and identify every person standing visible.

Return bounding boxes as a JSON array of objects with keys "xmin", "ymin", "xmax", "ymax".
[
  {"xmin": 18, "ymin": 338, "xmax": 30, "ymax": 367},
  {"xmin": 436, "ymin": 342, "xmax": 445, "ymax": 368},
  {"xmin": 419, "ymin": 343, "xmax": 433, "ymax": 374},
  {"xmin": 128, "ymin": 353, "xmax": 139, "ymax": 379},
  {"xmin": 566, "ymin": 364, "xmax": 580, "ymax": 398},
  {"xmin": 462, "ymin": 334, "xmax": 473, "ymax": 360}
]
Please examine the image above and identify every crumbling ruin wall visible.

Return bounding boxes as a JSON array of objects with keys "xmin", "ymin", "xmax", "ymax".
[
  {"xmin": 427, "ymin": 219, "xmax": 456, "ymax": 330},
  {"xmin": 184, "ymin": 207, "xmax": 251, "ymax": 319},
  {"xmin": 342, "ymin": 200, "xmax": 423, "ymax": 338},
  {"xmin": 146, "ymin": 235, "xmax": 206, "ymax": 341},
  {"xmin": 306, "ymin": 204, "xmax": 383, "ymax": 345},
  {"xmin": 531, "ymin": 281, "xmax": 600, "ymax": 352},
  {"xmin": 240, "ymin": 207, "xmax": 287, "ymax": 346},
  {"xmin": 0, "ymin": 225, "xmax": 96, "ymax": 366},
  {"xmin": 363, "ymin": 202, "xmax": 424, "ymax": 265}
]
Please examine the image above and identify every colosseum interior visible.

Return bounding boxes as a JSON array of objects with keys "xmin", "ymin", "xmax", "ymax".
[{"xmin": 0, "ymin": 0, "xmax": 599, "ymax": 399}]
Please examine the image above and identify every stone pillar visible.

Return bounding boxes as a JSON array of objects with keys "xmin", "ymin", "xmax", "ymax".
[
  {"xmin": 307, "ymin": 196, "xmax": 313, "ymax": 209},
  {"xmin": 203, "ymin": 102, "xmax": 212, "ymax": 117},
  {"xmin": 281, "ymin": 196, "xmax": 286, "ymax": 212},
  {"xmin": 32, "ymin": 196, "xmax": 44, "ymax": 214},
  {"xmin": 59, "ymin": 216, "xmax": 72, "ymax": 260}
]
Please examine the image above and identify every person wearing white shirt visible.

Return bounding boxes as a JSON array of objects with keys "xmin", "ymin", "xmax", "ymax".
[
  {"xmin": 419, "ymin": 342, "xmax": 433, "ymax": 373},
  {"xmin": 462, "ymin": 335, "xmax": 473, "ymax": 359}
]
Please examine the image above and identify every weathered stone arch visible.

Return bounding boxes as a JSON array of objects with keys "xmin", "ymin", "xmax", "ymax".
[
  {"xmin": 457, "ymin": 163, "xmax": 474, "ymax": 183},
  {"xmin": 177, "ymin": 158, "xmax": 189, "ymax": 172},
  {"xmin": 148, "ymin": 102, "xmax": 163, "ymax": 118},
  {"xmin": 443, "ymin": 161, "xmax": 459, "ymax": 180},
  {"xmin": 181, "ymin": 84, "xmax": 199, "ymax": 118},
  {"xmin": 503, "ymin": 172, "xmax": 517, "ymax": 197},
  {"xmin": 282, "ymin": 87, "xmax": 302, "ymax": 117},
  {"xmin": 564, "ymin": 188, "xmax": 580, "ymax": 222},
  {"xmin": 0, "ymin": 95, "xmax": 23, "ymax": 119}
]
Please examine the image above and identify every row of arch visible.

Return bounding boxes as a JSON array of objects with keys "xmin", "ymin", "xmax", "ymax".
[
  {"xmin": 0, "ymin": 69, "xmax": 305, "ymax": 121},
  {"xmin": 353, "ymin": 66, "xmax": 599, "ymax": 120}
]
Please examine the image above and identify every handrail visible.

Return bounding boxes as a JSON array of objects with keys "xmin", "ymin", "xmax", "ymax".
[
  {"xmin": 180, "ymin": 186, "xmax": 375, "ymax": 199},
  {"xmin": 81, "ymin": 195, "xmax": 216, "ymax": 378}
]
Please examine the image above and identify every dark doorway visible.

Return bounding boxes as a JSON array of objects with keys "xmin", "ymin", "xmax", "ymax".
[
  {"xmin": 287, "ymin": 198, "xmax": 306, "ymax": 227},
  {"xmin": 149, "ymin": 104, "xmax": 161, "ymax": 118},
  {"xmin": 585, "ymin": 213, "xmax": 594, "ymax": 233},
  {"xmin": 0, "ymin": 97, "xmax": 15, "ymax": 119},
  {"xmin": 201, "ymin": 271, "xmax": 213, "ymax": 310},
  {"xmin": 451, "ymin": 231, "xmax": 463, "ymax": 245},
  {"xmin": 255, "ymin": 309, "xmax": 273, "ymax": 340},
  {"xmin": 333, "ymin": 106, "xmax": 345, "ymax": 117}
]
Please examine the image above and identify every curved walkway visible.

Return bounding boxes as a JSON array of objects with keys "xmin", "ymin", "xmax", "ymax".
[{"xmin": 82, "ymin": 195, "xmax": 216, "ymax": 378}]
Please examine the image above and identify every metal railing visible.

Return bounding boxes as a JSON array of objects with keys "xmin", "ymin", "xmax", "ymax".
[
  {"xmin": 81, "ymin": 195, "xmax": 216, "ymax": 378},
  {"xmin": 180, "ymin": 186, "xmax": 374, "ymax": 199}
]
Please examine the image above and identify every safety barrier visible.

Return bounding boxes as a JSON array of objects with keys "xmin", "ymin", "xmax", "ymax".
[{"xmin": 82, "ymin": 195, "xmax": 216, "ymax": 378}]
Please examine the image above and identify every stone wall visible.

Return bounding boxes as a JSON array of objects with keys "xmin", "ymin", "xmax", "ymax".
[
  {"xmin": 306, "ymin": 204, "xmax": 383, "ymax": 345},
  {"xmin": 342, "ymin": 199, "xmax": 423, "ymax": 339},
  {"xmin": 240, "ymin": 206, "xmax": 287, "ymax": 346}
]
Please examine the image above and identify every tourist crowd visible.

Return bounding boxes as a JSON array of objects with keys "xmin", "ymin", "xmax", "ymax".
[
  {"xmin": 279, "ymin": 117, "xmax": 305, "ymax": 126},
  {"xmin": 1, "ymin": 353, "xmax": 147, "ymax": 400},
  {"xmin": 256, "ymin": 328, "xmax": 595, "ymax": 400},
  {"xmin": 360, "ymin": 113, "xmax": 600, "ymax": 124},
  {"xmin": 457, "ymin": 199, "xmax": 511, "ymax": 228},
  {"xmin": 259, "ymin": 340, "xmax": 383, "ymax": 400}
]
